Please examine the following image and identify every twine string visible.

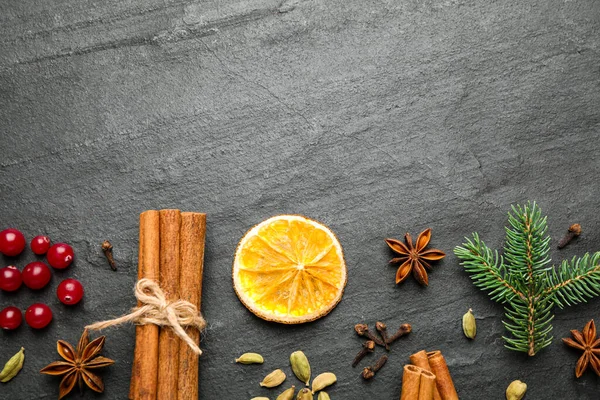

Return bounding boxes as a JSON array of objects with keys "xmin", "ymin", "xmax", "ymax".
[{"xmin": 85, "ymin": 278, "xmax": 206, "ymax": 355}]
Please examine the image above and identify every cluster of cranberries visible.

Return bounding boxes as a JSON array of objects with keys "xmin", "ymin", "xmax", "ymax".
[{"xmin": 0, "ymin": 228, "xmax": 84, "ymax": 330}]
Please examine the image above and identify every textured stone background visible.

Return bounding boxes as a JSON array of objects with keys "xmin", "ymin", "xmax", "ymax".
[{"xmin": 1, "ymin": 0, "xmax": 599, "ymax": 398}]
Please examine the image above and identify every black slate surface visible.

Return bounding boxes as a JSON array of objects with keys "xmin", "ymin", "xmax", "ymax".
[{"xmin": 1, "ymin": 0, "xmax": 600, "ymax": 398}]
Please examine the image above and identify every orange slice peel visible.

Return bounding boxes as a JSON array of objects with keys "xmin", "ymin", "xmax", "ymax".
[{"xmin": 233, "ymin": 215, "xmax": 347, "ymax": 324}]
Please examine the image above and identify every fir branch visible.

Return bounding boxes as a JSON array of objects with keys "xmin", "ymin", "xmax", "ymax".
[
  {"xmin": 504, "ymin": 202, "xmax": 551, "ymax": 281},
  {"xmin": 454, "ymin": 201, "xmax": 600, "ymax": 356},
  {"xmin": 542, "ymin": 252, "xmax": 600, "ymax": 308},
  {"xmin": 502, "ymin": 297, "xmax": 554, "ymax": 355},
  {"xmin": 454, "ymin": 234, "xmax": 524, "ymax": 303}
]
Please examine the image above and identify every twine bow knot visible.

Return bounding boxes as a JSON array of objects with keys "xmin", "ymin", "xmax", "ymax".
[{"xmin": 86, "ymin": 279, "xmax": 206, "ymax": 355}]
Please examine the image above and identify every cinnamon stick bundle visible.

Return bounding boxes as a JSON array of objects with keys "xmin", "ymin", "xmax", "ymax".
[
  {"xmin": 129, "ymin": 210, "xmax": 207, "ymax": 400},
  {"xmin": 409, "ymin": 350, "xmax": 442, "ymax": 400},
  {"xmin": 405, "ymin": 350, "xmax": 458, "ymax": 400},
  {"xmin": 400, "ymin": 365, "xmax": 437, "ymax": 400}
]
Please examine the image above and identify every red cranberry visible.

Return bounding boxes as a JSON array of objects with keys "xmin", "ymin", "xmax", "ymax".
[
  {"xmin": 0, "ymin": 266, "xmax": 22, "ymax": 292},
  {"xmin": 25, "ymin": 303, "xmax": 53, "ymax": 329},
  {"xmin": 31, "ymin": 235, "xmax": 51, "ymax": 255},
  {"xmin": 57, "ymin": 279, "xmax": 84, "ymax": 305},
  {"xmin": 22, "ymin": 261, "xmax": 52, "ymax": 290},
  {"xmin": 46, "ymin": 243, "xmax": 74, "ymax": 269},
  {"xmin": 0, "ymin": 306, "xmax": 22, "ymax": 330},
  {"xmin": 0, "ymin": 229, "xmax": 26, "ymax": 257}
]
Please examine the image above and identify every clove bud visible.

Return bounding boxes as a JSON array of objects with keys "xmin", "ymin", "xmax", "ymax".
[
  {"xmin": 355, "ymin": 323, "xmax": 386, "ymax": 346},
  {"xmin": 361, "ymin": 354, "xmax": 388, "ymax": 380},
  {"xmin": 376, "ymin": 321, "xmax": 390, "ymax": 350},
  {"xmin": 352, "ymin": 340, "xmax": 375, "ymax": 367},
  {"xmin": 386, "ymin": 323, "xmax": 412, "ymax": 345},
  {"xmin": 558, "ymin": 223, "xmax": 581, "ymax": 249},
  {"xmin": 101, "ymin": 240, "xmax": 117, "ymax": 271}
]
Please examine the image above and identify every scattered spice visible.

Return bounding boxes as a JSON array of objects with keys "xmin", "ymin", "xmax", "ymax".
[
  {"xmin": 354, "ymin": 324, "xmax": 385, "ymax": 347},
  {"xmin": 290, "ymin": 351, "xmax": 311, "ymax": 386},
  {"xmin": 386, "ymin": 323, "xmax": 412, "ymax": 345},
  {"xmin": 558, "ymin": 223, "xmax": 581, "ymax": 249},
  {"xmin": 317, "ymin": 392, "xmax": 331, "ymax": 400},
  {"xmin": 352, "ymin": 341, "xmax": 375, "ymax": 367},
  {"xmin": 277, "ymin": 386, "xmax": 296, "ymax": 400},
  {"xmin": 0, "ymin": 347, "xmax": 25, "ymax": 383},
  {"xmin": 362, "ymin": 354, "xmax": 388, "ymax": 380},
  {"xmin": 385, "ymin": 228, "xmax": 446, "ymax": 286},
  {"xmin": 260, "ymin": 369, "xmax": 287, "ymax": 388},
  {"xmin": 40, "ymin": 330, "xmax": 114, "ymax": 399},
  {"xmin": 297, "ymin": 388, "xmax": 313, "ymax": 399},
  {"xmin": 353, "ymin": 321, "xmax": 411, "ymax": 379},
  {"xmin": 101, "ymin": 240, "xmax": 117, "ymax": 271},
  {"xmin": 242, "ymin": 350, "xmax": 338, "ymax": 397},
  {"xmin": 311, "ymin": 372, "xmax": 337, "ymax": 393},
  {"xmin": 462, "ymin": 309, "xmax": 476, "ymax": 339},
  {"xmin": 376, "ymin": 322, "xmax": 390, "ymax": 350},
  {"xmin": 236, "ymin": 353, "xmax": 264, "ymax": 364},
  {"xmin": 562, "ymin": 319, "xmax": 600, "ymax": 377},
  {"xmin": 506, "ymin": 380, "xmax": 527, "ymax": 400}
]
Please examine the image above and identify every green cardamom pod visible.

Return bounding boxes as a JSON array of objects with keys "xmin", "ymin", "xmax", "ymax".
[
  {"xmin": 236, "ymin": 353, "xmax": 264, "ymax": 364},
  {"xmin": 506, "ymin": 380, "xmax": 527, "ymax": 400},
  {"xmin": 290, "ymin": 350, "xmax": 311, "ymax": 385},
  {"xmin": 462, "ymin": 308, "xmax": 476, "ymax": 339},
  {"xmin": 260, "ymin": 369, "xmax": 286, "ymax": 388},
  {"xmin": 297, "ymin": 388, "xmax": 313, "ymax": 400},
  {"xmin": 0, "ymin": 347, "xmax": 25, "ymax": 383},
  {"xmin": 276, "ymin": 385, "xmax": 296, "ymax": 400},
  {"xmin": 311, "ymin": 372, "xmax": 336, "ymax": 393},
  {"xmin": 317, "ymin": 392, "xmax": 331, "ymax": 400}
]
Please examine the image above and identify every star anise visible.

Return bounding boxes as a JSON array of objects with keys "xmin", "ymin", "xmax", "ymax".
[
  {"xmin": 385, "ymin": 228, "xmax": 445, "ymax": 286},
  {"xmin": 40, "ymin": 329, "xmax": 115, "ymax": 399},
  {"xmin": 562, "ymin": 319, "xmax": 600, "ymax": 378}
]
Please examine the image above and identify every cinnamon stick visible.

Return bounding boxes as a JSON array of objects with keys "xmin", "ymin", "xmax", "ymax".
[
  {"xmin": 400, "ymin": 365, "xmax": 423, "ymax": 400},
  {"xmin": 427, "ymin": 351, "xmax": 458, "ymax": 400},
  {"xmin": 418, "ymin": 370, "xmax": 436, "ymax": 400},
  {"xmin": 129, "ymin": 210, "xmax": 160, "ymax": 400},
  {"xmin": 177, "ymin": 212, "xmax": 206, "ymax": 400},
  {"xmin": 409, "ymin": 350, "xmax": 442, "ymax": 400},
  {"xmin": 157, "ymin": 210, "xmax": 182, "ymax": 399}
]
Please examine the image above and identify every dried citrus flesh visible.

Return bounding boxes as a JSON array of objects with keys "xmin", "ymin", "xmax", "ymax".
[{"xmin": 233, "ymin": 215, "xmax": 347, "ymax": 324}]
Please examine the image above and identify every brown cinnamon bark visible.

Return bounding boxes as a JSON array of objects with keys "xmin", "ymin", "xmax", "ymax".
[
  {"xmin": 409, "ymin": 350, "xmax": 442, "ymax": 400},
  {"xmin": 177, "ymin": 212, "xmax": 206, "ymax": 400},
  {"xmin": 400, "ymin": 365, "xmax": 422, "ymax": 400},
  {"xmin": 418, "ymin": 369, "xmax": 436, "ymax": 400},
  {"xmin": 157, "ymin": 210, "xmax": 182, "ymax": 399},
  {"xmin": 427, "ymin": 351, "xmax": 458, "ymax": 400},
  {"xmin": 129, "ymin": 210, "xmax": 160, "ymax": 400}
]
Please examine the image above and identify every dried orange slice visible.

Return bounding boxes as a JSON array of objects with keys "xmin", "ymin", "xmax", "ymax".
[{"xmin": 233, "ymin": 215, "xmax": 347, "ymax": 324}]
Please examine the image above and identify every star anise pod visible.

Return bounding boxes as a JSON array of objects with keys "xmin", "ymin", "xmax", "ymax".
[
  {"xmin": 562, "ymin": 319, "xmax": 600, "ymax": 378},
  {"xmin": 385, "ymin": 228, "xmax": 446, "ymax": 285},
  {"xmin": 40, "ymin": 329, "xmax": 115, "ymax": 399}
]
